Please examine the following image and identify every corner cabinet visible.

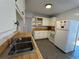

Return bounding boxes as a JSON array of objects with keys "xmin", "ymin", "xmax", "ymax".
[
  {"xmin": 42, "ymin": 18, "xmax": 49, "ymax": 26},
  {"xmin": 32, "ymin": 17, "xmax": 43, "ymax": 26},
  {"xmin": 49, "ymin": 17, "xmax": 56, "ymax": 26},
  {"xmin": 32, "ymin": 17, "xmax": 50, "ymax": 26}
]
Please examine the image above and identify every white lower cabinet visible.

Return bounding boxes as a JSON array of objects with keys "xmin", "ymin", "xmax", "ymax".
[{"xmin": 34, "ymin": 31, "xmax": 48, "ymax": 39}]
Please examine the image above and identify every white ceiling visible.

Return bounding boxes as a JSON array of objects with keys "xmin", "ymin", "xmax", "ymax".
[{"xmin": 25, "ymin": 0, "xmax": 79, "ymax": 16}]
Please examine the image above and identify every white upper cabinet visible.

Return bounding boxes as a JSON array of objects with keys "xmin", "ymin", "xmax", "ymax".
[
  {"xmin": 32, "ymin": 17, "xmax": 57, "ymax": 26},
  {"xmin": 15, "ymin": 0, "xmax": 25, "ymax": 19},
  {"xmin": 49, "ymin": 17, "xmax": 56, "ymax": 26},
  {"xmin": 42, "ymin": 18, "xmax": 50, "ymax": 26},
  {"xmin": 15, "ymin": 0, "xmax": 25, "ymax": 31},
  {"xmin": 15, "ymin": 0, "xmax": 25, "ymax": 12},
  {"xmin": 32, "ymin": 18, "xmax": 43, "ymax": 26}
]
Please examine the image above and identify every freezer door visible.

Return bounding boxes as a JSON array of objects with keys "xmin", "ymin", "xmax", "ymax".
[{"xmin": 56, "ymin": 20, "xmax": 69, "ymax": 30}]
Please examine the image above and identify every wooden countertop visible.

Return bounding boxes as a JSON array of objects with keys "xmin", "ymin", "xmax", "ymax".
[
  {"xmin": 12, "ymin": 32, "xmax": 43, "ymax": 59},
  {"xmin": 0, "ymin": 32, "xmax": 43, "ymax": 59}
]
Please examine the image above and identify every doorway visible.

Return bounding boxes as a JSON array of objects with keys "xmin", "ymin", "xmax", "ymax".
[
  {"xmin": 76, "ymin": 24, "xmax": 79, "ymax": 47},
  {"xmin": 73, "ymin": 24, "xmax": 79, "ymax": 58},
  {"xmin": 75, "ymin": 29, "xmax": 79, "ymax": 49}
]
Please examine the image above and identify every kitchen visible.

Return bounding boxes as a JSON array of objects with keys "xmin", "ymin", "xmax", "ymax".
[{"xmin": 0, "ymin": 0, "xmax": 79, "ymax": 59}]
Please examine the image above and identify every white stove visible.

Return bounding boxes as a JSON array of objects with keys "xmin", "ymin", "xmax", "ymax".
[{"xmin": 48, "ymin": 31, "xmax": 55, "ymax": 43}]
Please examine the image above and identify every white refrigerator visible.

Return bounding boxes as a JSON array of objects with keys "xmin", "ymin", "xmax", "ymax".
[{"xmin": 54, "ymin": 20, "xmax": 79, "ymax": 53}]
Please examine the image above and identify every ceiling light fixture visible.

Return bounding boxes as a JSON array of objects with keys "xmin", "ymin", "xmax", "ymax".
[{"xmin": 45, "ymin": 4, "xmax": 52, "ymax": 9}]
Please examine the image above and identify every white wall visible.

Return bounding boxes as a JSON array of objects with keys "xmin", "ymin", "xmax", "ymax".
[
  {"xmin": 0, "ymin": 0, "xmax": 16, "ymax": 45},
  {"xmin": 57, "ymin": 7, "xmax": 79, "ymax": 20}
]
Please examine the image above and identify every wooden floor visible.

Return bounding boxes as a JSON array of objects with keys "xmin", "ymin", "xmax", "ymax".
[{"xmin": 36, "ymin": 39, "xmax": 79, "ymax": 59}]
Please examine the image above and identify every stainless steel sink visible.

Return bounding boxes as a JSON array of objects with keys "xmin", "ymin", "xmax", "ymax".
[
  {"xmin": 14, "ymin": 37, "xmax": 32, "ymax": 43},
  {"xmin": 8, "ymin": 37, "xmax": 34, "ymax": 55}
]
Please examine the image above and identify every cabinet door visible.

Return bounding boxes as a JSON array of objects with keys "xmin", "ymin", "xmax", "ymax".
[
  {"xmin": 49, "ymin": 17, "xmax": 56, "ymax": 26},
  {"xmin": 43, "ymin": 18, "xmax": 49, "ymax": 26},
  {"xmin": 34, "ymin": 31, "xmax": 48, "ymax": 39},
  {"xmin": 34, "ymin": 31, "xmax": 40, "ymax": 39},
  {"xmin": 41, "ymin": 31, "xmax": 48, "ymax": 38},
  {"xmin": 15, "ymin": 0, "xmax": 25, "ymax": 15}
]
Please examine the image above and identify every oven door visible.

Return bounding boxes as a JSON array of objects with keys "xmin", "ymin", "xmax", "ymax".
[{"xmin": 48, "ymin": 32, "xmax": 55, "ymax": 43}]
